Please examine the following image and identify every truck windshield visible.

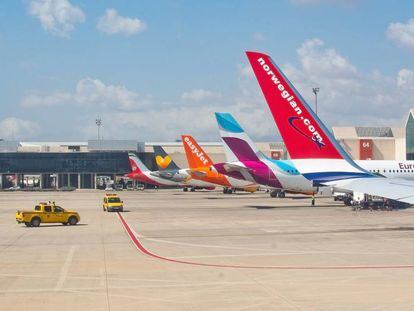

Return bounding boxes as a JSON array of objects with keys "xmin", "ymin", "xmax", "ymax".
[{"xmin": 108, "ymin": 197, "xmax": 121, "ymax": 203}]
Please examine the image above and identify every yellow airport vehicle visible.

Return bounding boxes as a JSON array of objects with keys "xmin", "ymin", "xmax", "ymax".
[
  {"xmin": 103, "ymin": 194, "xmax": 124, "ymax": 212},
  {"xmin": 16, "ymin": 202, "xmax": 80, "ymax": 227}
]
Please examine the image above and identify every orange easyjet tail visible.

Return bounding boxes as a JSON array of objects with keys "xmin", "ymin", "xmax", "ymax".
[{"xmin": 181, "ymin": 135, "xmax": 213, "ymax": 169}]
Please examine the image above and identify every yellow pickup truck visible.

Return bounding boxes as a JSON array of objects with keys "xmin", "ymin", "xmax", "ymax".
[
  {"xmin": 16, "ymin": 202, "xmax": 80, "ymax": 227},
  {"xmin": 103, "ymin": 193, "xmax": 124, "ymax": 212}
]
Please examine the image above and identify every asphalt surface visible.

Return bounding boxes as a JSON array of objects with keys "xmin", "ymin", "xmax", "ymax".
[{"xmin": 1, "ymin": 189, "xmax": 414, "ymax": 310}]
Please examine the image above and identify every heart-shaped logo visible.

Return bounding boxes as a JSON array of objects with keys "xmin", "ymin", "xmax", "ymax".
[{"xmin": 156, "ymin": 155, "xmax": 172, "ymax": 169}]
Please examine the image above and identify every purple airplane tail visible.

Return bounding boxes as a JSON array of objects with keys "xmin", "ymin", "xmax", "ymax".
[{"xmin": 215, "ymin": 112, "xmax": 265, "ymax": 163}]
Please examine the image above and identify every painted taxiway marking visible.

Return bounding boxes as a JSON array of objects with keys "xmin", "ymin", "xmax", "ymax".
[
  {"xmin": 143, "ymin": 235, "xmax": 400, "ymax": 256},
  {"xmin": 55, "ymin": 245, "xmax": 76, "ymax": 291},
  {"xmin": 117, "ymin": 212, "xmax": 414, "ymax": 270}
]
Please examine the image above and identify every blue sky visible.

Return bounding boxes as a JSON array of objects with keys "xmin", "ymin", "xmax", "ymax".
[{"xmin": 1, "ymin": 0, "xmax": 414, "ymax": 141}]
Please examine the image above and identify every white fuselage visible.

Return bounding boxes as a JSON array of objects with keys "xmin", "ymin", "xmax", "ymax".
[
  {"xmin": 224, "ymin": 159, "xmax": 414, "ymax": 195},
  {"xmin": 355, "ymin": 160, "xmax": 414, "ymax": 180}
]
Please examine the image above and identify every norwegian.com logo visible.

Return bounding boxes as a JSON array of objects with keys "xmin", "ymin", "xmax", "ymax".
[{"xmin": 257, "ymin": 57, "xmax": 325, "ymax": 149}]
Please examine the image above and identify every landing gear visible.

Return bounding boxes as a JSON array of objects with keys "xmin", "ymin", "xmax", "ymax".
[
  {"xmin": 223, "ymin": 188, "xmax": 233, "ymax": 194},
  {"xmin": 183, "ymin": 187, "xmax": 188, "ymax": 192},
  {"xmin": 270, "ymin": 190, "xmax": 285, "ymax": 198},
  {"xmin": 190, "ymin": 187, "xmax": 196, "ymax": 192},
  {"xmin": 343, "ymin": 194, "xmax": 353, "ymax": 206}
]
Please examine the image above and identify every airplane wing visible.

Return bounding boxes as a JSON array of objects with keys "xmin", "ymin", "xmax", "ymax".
[
  {"xmin": 222, "ymin": 163, "xmax": 257, "ymax": 183},
  {"xmin": 325, "ymin": 177, "xmax": 414, "ymax": 204},
  {"xmin": 185, "ymin": 169, "xmax": 207, "ymax": 178}
]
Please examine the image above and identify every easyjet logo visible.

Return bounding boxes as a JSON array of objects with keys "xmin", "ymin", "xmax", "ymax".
[
  {"xmin": 184, "ymin": 137, "xmax": 209, "ymax": 165},
  {"xmin": 257, "ymin": 57, "xmax": 325, "ymax": 149}
]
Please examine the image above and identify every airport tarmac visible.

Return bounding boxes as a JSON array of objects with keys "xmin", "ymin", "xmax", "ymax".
[{"xmin": 1, "ymin": 189, "xmax": 414, "ymax": 310}]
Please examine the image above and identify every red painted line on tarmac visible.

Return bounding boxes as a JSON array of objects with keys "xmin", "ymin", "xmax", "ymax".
[{"xmin": 117, "ymin": 212, "xmax": 414, "ymax": 270}]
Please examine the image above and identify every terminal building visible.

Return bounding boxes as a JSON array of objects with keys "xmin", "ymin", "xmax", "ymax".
[
  {"xmin": 1, "ymin": 110, "xmax": 414, "ymax": 190},
  {"xmin": 0, "ymin": 140, "xmax": 148, "ymax": 189}
]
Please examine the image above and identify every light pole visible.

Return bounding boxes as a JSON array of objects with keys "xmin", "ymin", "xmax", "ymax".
[
  {"xmin": 312, "ymin": 87, "xmax": 320, "ymax": 115},
  {"xmin": 95, "ymin": 118, "xmax": 102, "ymax": 140}
]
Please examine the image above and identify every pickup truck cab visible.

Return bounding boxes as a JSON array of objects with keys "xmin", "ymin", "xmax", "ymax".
[
  {"xmin": 16, "ymin": 202, "xmax": 80, "ymax": 227},
  {"xmin": 103, "ymin": 194, "xmax": 124, "ymax": 212}
]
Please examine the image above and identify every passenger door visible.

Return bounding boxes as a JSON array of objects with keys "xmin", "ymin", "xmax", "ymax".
[
  {"xmin": 53, "ymin": 206, "xmax": 65, "ymax": 223},
  {"xmin": 43, "ymin": 205, "xmax": 53, "ymax": 223}
]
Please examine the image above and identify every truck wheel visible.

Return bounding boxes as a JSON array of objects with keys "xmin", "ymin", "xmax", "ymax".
[
  {"xmin": 31, "ymin": 217, "xmax": 41, "ymax": 227},
  {"xmin": 68, "ymin": 216, "xmax": 78, "ymax": 226},
  {"xmin": 24, "ymin": 222, "xmax": 31, "ymax": 227}
]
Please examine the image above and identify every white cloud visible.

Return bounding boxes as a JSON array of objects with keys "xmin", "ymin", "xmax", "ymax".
[
  {"xmin": 74, "ymin": 78, "xmax": 151, "ymax": 110},
  {"xmin": 97, "ymin": 9, "xmax": 146, "ymax": 36},
  {"xmin": 277, "ymin": 38, "xmax": 414, "ymax": 127},
  {"xmin": 181, "ymin": 89, "xmax": 220, "ymax": 102},
  {"xmin": 21, "ymin": 92, "xmax": 72, "ymax": 107},
  {"xmin": 387, "ymin": 19, "xmax": 414, "ymax": 50},
  {"xmin": 0, "ymin": 118, "xmax": 40, "ymax": 140},
  {"xmin": 28, "ymin": 0, "xmax": 85, "ymax": 37},
  {"xmin": 297, "ymin": 38, "xmax": 357, "ymax": 78},
  {"xmin": 21, "ymin": 78, "xmax": 151, "ymax": 111},
  {"xmin": 397, "ymin": 69, "xmax": 414, "ymax": 89},
  {"xmin": 18, "ymin": 38, "xmax": 414, "ymax": 141}
]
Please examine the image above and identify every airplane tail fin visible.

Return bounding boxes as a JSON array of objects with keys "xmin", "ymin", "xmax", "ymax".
[
  {"xmin": 181, "ymin": 135, "xmax": 213, "ymax": 169},
  {"xmin": 246, "ymin": 51, "xmax": 373, "ymax": 182},
  {"xmin": 246, "ymin": 51, "xmax": 351, "ymax": 161},
  {"xmin": 153, "ymin": 146, "xmax": 180, "ymax": 171},
  {"xmin": 128, "ymin": 153, "xmax": 150, "ymax": 173},
  {"xmin": 215, "ymin": 112, "xmax": 266, "ymax": 162}
]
